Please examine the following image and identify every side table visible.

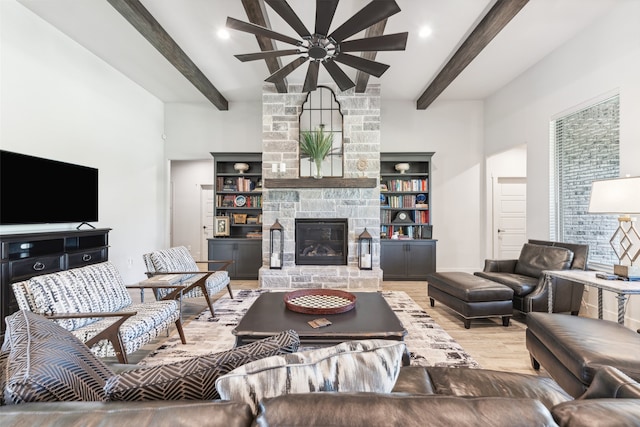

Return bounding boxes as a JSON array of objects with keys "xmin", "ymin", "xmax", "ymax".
[{"xmin": 544, "ymin": 270, "xmax": 640, "ymax": 324}]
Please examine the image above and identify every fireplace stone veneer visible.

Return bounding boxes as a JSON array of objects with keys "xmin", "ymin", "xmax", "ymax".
[{"xmin": 259, "ymin": 83, "xmax": 383, "ymax": 290}]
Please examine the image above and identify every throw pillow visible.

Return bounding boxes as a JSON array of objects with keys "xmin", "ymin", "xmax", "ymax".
[
  {"xmin": 104, "ymin": 329, "xmax": 300, "ymax": 401},
  {"xmin": 3, "ymin": 310, "xmax": 114, "ymax": 404},
  {"xmin": 215, "ymin": 339, "xmax": 406, "ymax": 413}
]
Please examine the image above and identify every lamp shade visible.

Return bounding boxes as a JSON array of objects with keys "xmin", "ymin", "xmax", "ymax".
[{"xmin": 588, "ymin": 176, "xmax": 640, "ymax": 214}]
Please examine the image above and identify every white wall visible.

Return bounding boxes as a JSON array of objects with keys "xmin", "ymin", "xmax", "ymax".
[
  {"xmin": 484, "ymin": 0, "xmax": 640, "ymax": 328},
  {"xmin": 170, "ymin": 159, "xmax": 214, "ymax": 260},
  {"xmin": 0, "ymin": 1, "xmax": 168, "ymax": 283},
  {"xmin": 164, "ymin": 102, "xmax": 263, "ymax": 158},
  {"xmin": 381, "ymin": 99, "xmax": 485, "ymax": 272}
]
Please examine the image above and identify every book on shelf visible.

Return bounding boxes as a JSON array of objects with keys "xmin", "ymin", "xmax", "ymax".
[{"xmin": 385, "ymin": 179, "xmax": 428, "ymax": 192}]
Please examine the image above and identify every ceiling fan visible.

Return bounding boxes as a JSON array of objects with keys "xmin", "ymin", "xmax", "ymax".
[{"xmin": 226, "ymin": 0, "xmax": 409, "ymax": 92}]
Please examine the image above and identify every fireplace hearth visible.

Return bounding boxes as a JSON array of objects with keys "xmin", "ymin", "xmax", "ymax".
[{"xmin": 295, "ymin": 218, "xmax": 347, "ymax": 266}]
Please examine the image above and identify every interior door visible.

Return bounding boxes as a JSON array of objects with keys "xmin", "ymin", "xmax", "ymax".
[
  {"xmin": 200, "ymin": 185, "xmax": 215, "ymax": 261},
  {"xmin": 493, "ymin": 177, "xmax": 527, "ymax": 258}
]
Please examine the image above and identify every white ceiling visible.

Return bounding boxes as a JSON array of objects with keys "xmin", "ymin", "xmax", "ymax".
[{"xmin": 17, "ymin": 0, "xmax": 622, "ymax": 107}]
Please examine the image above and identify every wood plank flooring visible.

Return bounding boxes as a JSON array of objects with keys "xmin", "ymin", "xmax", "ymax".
[{"xmin": 130, "ymin": 280, "xmax": 549, "ymax": 378}]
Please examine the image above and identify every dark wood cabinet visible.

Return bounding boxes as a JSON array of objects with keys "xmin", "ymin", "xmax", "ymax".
[
  {"xmin": 380, "ymin": 240, "xmax": 436, "ymax": 280},
  {"xmin": 0, "ymin": 228, "xmax": 110, "ymax": 337},
  {"xmin": 379, "ymin": 152, "xmax": 436, "ymax": 280},
  {"xmin": 209, "ymin": 153, "xmax": 263, "ymax": 277},
  {"xmin": 208, "ymin": 238, "xmax": 262, "ymax": 279}
]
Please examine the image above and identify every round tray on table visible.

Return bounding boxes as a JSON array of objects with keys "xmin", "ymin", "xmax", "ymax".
[{"xmin": 284, "ymin": 289, "xmax": 357, "ymax": 315}]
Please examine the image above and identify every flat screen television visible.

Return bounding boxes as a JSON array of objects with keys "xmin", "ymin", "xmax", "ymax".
[{"xmin": 0, "ymin": 150, "xmax": 98, "ymax": 225}]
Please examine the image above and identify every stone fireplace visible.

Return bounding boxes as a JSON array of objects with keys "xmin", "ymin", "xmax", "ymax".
[
  {"xmin": 295, "ymin": 218, "xmax": 348, "ymax": 266},
  {"xmin": 259, "ymin": 83, "xmax": 382, "ymax": 290}
]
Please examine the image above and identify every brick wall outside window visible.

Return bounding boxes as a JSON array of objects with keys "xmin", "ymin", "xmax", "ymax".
[{"xmin": 553, "ymin": 95, "xmax": 620, "ymax": 265}]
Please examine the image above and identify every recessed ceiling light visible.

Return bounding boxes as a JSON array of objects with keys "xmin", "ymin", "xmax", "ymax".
[
  {"xmin": 217, "ymin": 28, "xmax": 230, "ymax": 40},
  {"xmin": 419, "ymin": 26, "xmax": 433, "ymax": 38}
]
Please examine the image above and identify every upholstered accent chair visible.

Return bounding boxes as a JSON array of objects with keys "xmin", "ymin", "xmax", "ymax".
[
  {"xmin": 11, "ymin": 262, "xmax": 185, "ymax": 364},
  {"xmin": 142, "ymin": 246, "xmax": 233, "ymax": 317},
  {"xmin": 1, "ymin": 310, "xmax": 300, "ymax": 405}
]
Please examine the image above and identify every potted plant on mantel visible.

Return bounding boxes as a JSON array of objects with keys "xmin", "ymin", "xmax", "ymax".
[{"xmin": 299, "ymin": 125, "xmax": 336, "ymax": 179}]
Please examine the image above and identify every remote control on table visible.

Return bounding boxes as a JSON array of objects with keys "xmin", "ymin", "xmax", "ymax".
[{"xmin": 595, "ymin": 272, "xmax": 619, "ymax": 280}]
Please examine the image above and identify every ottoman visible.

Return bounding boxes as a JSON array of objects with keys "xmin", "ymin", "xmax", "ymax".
[
  {"xmin": 526, "ymin": 312, "xmax": 640, "ymax": 398},
  {"xmin": 426, "ymin": 272, "xmax": 514, "ymax": 329}
]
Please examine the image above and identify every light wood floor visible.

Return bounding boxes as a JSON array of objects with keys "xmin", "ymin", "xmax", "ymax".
[{"xmin": 132, "ymin": 280, "xmax": 548, "ymax": 378}]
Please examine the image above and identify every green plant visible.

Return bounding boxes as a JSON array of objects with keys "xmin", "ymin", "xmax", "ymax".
[
  {"xmin": 299, "ymin": 126, "xmax": 335, "ymax": 178},
  {"xmin": 299, "ymin": 127, "xmax": 334, "ymax": 159}
]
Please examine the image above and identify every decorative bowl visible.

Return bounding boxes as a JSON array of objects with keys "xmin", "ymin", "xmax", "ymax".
[
  {"xmin": 394, "ymin": 163, "xmax": 410, "ymax": 174},
  {"xmin": 233, "ymin": 162, "xmax": 249, "ymax": 173}
]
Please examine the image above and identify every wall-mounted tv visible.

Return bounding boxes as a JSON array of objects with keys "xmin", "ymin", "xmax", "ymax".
[{"xmin": 0, "ymin": 150, "xmax": 98, "ymax": 225}]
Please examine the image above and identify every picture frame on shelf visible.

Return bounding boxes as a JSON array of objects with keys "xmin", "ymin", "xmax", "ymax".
[{"xmin": 214, "ymin": 216, "xmax": 230, "ymax": 236}]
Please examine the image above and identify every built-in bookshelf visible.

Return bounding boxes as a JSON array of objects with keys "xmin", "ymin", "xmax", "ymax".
[
  {"xmin": 209, "ymin": 153, "xmax": 263, "ymax": 279},
  {"xmin": 379, "ymin": 152, "xmax": 436, "ymax": 280},
  {"xmin": 212, "ymin": 153, "xmax": 263, "ymax": 239},
  {"xmin": 379, "ymin": 153, "xmax": 433, "ymax": 240}
]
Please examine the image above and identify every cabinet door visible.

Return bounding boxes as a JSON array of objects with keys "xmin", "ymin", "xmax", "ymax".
[
  {"xmin": 380, "ymin": 241, "xmax": 407, "ymax": 280},
  {"xmin": 234, "ymin": 240, "xmax": 262, "ymax": 279},
  {"xmin": 209, "ymin": 240, "xmax": 237, "ymax": 277},
  {"xmin": 405, "ymin": 241, "xmax": 436, "ymax": 280},
  {"xmin": 209, "ymin": 239, "xmax": 262, "ymax": 279}
]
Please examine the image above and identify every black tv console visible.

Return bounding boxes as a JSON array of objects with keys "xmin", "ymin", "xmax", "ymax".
[{"xmin": 0, "ymin": 228, "xmax": 111, "ymax": 337}]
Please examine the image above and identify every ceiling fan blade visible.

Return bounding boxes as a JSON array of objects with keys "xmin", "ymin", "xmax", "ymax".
[
  {"xmin": 265, "ymin": 0, "xmax": 311, "ymax": 38},
  {"xmin": 235, "ymin": 49, "xmax": 300, "ymax": 62},
  {"xmin": 315, "ymin": 0, "xmax": 339, "ymax": 36},
  {"xmin": 340, "ymin": 32, "xmax": 408, "ymax": 52},
  {"xmin": 226, "ymin": 16, "xmax": 301, "ymax": 47},
  {"xmin": 322, "ymin": 60, "xmax": 355, "ymax": 92},
  {"xmin": 303, "ymin": 61, "xmax": 320, "ymax": 92},
  {"xmin": 333, "ymin": 54, "xmax": 389, "ymax": 77},
  {"xmin": 265, "ymin": 57, "xmax": 309, "ymax": 83},
  {"xmin": 329, "ymin": 0, "xmax": 401, "ymax": 42}
]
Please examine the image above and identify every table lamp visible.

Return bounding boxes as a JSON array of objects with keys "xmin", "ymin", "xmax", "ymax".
[{"xmin": 588, "ymin": 176, "xmax": 640, "ymax": 279}]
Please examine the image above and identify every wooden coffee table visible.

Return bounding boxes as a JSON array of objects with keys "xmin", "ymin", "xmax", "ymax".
[{"xmin": 233, "ymin": 291, "xmax": 407, "ymax": 347}]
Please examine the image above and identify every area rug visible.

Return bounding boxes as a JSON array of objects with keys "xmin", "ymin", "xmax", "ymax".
[{"xmin": 139, "ymin": 289, "xmax": 480, "ymax": 368}]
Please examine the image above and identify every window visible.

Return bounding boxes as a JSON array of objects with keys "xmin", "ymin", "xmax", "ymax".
[{"xmin": 550, "ymin": 95, "xmax": 620, "ymax": 267}]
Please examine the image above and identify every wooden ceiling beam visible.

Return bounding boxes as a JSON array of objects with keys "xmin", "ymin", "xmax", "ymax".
[
  {"xmin": 416, "ymin": 0, "xmax": 529, "ymax": 110},
  {"xmin": 107, "ymin": 0, "xmax": 229, "ymax": 110},
  {"xmin": 242, "ymin": 0, "xmax": 288, "ymax": 93},
  {"xmin": 354, "ymin": 20, "xmax": 387, "ymax": 93}
]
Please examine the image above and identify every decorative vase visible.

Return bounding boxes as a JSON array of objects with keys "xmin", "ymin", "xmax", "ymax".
[{"xmin": 313, "ymin": 158, "xmax": 323, "ymax": 179}]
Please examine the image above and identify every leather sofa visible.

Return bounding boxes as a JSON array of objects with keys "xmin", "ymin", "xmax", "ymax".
[
  {"xmin": 2, "ymin": 309, "xmax": 638, "ymax": 426},
  {"xmin": 1, "ymin": 365, "xmax": 639, "ymax": 426},
  {"xmin": 475, "ymin": 239, "xmax": 589, "ymax": 314}
]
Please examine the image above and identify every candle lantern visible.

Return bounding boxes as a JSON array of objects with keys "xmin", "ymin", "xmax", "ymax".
[
  {"xmin": 358, "ymin": 228, "xmax": 373, "ymax": 270},
  {"xmin": 270, "ymin": 218, "xmax": 284, "ymax": 269}
]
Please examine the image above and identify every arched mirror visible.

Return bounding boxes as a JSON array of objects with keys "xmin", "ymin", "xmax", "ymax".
[{"xmin": 299, "ymin": 86, "xmax": 343, "ymax": 178}]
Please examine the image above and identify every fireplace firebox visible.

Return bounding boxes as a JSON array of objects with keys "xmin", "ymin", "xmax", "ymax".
[{"xmin": 295, "ymin": 219, "xmax": 348, "ymax": 266}]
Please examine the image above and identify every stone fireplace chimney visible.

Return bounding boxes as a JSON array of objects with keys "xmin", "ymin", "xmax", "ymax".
[{"xmin": 259, "ymin": 83, "xmax": 382, "ymax": 290}]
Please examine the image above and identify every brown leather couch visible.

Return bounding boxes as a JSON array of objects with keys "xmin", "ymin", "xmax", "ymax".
[
  {"xmin": 1, "ymin": 365, "xmax": 638, "ymax": 426},
  {"xmin": 475, "ymin": 239, "xmax": 589, "ymax": 314}
]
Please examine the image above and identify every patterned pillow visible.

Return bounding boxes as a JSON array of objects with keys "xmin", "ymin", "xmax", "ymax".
[
  {"xmin": 215, "ymin": 339, "xmax": 406, "ymax": 413},
  {"xmin": 104, "ymin": 329, "xmax": 300, "ymax": 401},
  {"xmin": 3, "ymin": 310, "xmax": 114, "ymax": 404}
]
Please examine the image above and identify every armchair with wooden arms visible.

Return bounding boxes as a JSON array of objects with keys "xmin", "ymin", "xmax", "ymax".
[{"xmin": 142, "ymin": 246, "xmax": 234, "ymax": 317}]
